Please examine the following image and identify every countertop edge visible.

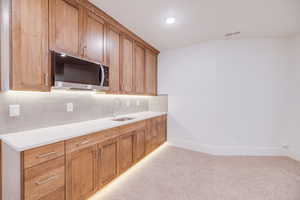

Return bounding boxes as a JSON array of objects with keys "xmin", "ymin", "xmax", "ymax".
[{"xmin": 0, "ymin": 112, "xmax": 167, "ymax": 152}]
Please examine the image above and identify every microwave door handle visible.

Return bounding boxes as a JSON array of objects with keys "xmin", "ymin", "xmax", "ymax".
[{"xmin": 100, "ymin": 65, "xmax": 105, "ymax": 87}]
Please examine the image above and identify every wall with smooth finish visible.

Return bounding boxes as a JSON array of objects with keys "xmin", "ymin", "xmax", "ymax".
[
  {"xmin": 159, "ymin": 38, "xmax": 293, "ymax": 156},
  {"xmin": 281, "ymin": 35, "xmax": 300, "ymax": 160},
  {"xmin": 0, "ymin": 0, "xmax": 10, "ymax": 90}
]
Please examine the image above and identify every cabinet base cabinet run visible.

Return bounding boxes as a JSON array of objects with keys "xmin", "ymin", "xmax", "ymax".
[{"xmin": 1, "ymin": 115, "xmax": 167, "ymax": 200}]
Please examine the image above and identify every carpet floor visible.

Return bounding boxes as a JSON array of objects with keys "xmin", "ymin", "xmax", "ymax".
[{"xmin": 90, "ymin": 145, "xmax": 300, "ymax": 200}]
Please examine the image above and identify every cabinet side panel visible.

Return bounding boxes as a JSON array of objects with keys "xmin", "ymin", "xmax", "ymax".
[{"xmin": 2, "ymin": 143, "xmax": 21, "ymax": 200}]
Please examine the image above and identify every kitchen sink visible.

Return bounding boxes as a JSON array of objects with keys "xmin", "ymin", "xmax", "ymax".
[{"xmin": 111, "ymin": 117, "xmax": 135, "ymax": 122}]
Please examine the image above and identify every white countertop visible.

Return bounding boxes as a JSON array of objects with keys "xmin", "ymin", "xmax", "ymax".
[{"xmin": 0, "ymin": 111, "xmax": 167, "ymax": 152}]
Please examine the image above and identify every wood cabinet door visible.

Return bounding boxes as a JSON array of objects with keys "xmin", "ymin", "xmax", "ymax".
[
  {"xmin": 120, "ymin": 35, "xmax": 134, "ymax": 93},
  {"xmin": 97, "ymin": 138, "xmax": 118, "ymax": 187},
  {"xmin": 49, "ymin": 0, "xmax": 82, "ymax": 56},
  {"xmin": 157, "ymin": 119, "xmax": 167, "ymax": 145},
  {"xmin": 146, "ymin": 119, "xmax": 159, "ymax": 152},
  {"xmin": 66, "ymin": 145, "xmax": 97, "ymax": 200},
  {"xmin": 134, "ymin": 42, "xmax": 146, "ymax": 94},
  {"xmin": 135, "ymin": 128, "xmax": 146, "ymax": 161},
  {"xmin": 118, "ymin": 131, "xmax": 135, "ymax": 173},
  {"xmin": 145, "ymin": 49, "xmax": 158, "ymax": 95},
  {"xmin": 107, "ymin": 25, "xmax": 121, "ymax": 93},
  {"xmin": 83, "ymin": 10, "xmax": 106, "ymax": 64},
  {"xmin": 145, "ymin": 120, "xmax": 153, "ymax": 154},
  {"xmin": 151, "ymin": 119, "xmax": 159, "ymax": 150},
  {"xmin": 11, "ymin": 0, "xmax": 50, "ymax": 91}
]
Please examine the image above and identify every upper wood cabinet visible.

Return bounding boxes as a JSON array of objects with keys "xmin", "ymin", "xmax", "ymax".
[
  {"xmin": 66, "ymin": 145, "xmax": 97, "ymax": 200},
  {"xmin": 134, "ymin": 42, "xmax": 146, "ymax": 94},
  {"xmin": 49, "ymin": 0, "xmax": 83, "ymax": 57},
  {"xmin": 83, "ymin": 10, "xmax": 106, "ymax": 64},
  {"xmin": 97, "ymin": 138, "xmax": 118, "ymax": 187},
  {"xmin": 120, "ymin": 34, "xmax": 134, "ymax": 93},
  {"xmin": 107, "ymin": 25, "xmax": 121, "ymax": 93},
  {"xmin": 10, "ymin": 0, "xmax": 159, "ymax": 94},
  {"xmin": 11, "ymin": 0, "xmax": 50, "ymax": 91},
  {"xmin": 145, "ymin": 49, "xmax": 158, "ymax": 95}
]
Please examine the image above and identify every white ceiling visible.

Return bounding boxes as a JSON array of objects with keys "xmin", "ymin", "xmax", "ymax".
[{"xmin": 90, "ymin": 0, "xmax": 300, "ymax": 51}]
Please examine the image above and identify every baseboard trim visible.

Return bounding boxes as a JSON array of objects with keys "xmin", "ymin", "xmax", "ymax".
[
  {"xmin": 167, "ymin": 139, "xmax": 284, "ymax": 156},
  {"xmin": 284, "ymin": 150, "xmax": 300, "ymax": 162}
]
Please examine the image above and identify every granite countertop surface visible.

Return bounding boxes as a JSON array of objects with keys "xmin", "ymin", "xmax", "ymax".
[{"xmin": 0, "ymin": 111, "xmax": 167, "ymax": 152}]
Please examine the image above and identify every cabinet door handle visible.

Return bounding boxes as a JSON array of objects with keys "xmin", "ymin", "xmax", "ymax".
[
  {"xmin": 83, "ymin": 46, "xmax": 87, "ymax": 56},
  {"xmin": 76, "ymin": 140, "xmax": 90, "ymax": 146},
  {"xmin": 44, "ymin": 73, "xmax": 48, "ymax": 86},
  {"xmin": 35, "ymin": 175, "xmax": 57, "ymax": 186},
  {"xmin": 36, "ymin": 151, "xmax": 57, "ymax": 159},
  {"xmin": 98, "ymin": 149, "xmax": 101, "ymax": 160}
]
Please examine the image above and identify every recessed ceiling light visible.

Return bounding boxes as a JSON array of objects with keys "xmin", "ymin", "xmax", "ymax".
[{"xmin": 166, "ymin": 17, "xmax": 176, "ymax": 24}]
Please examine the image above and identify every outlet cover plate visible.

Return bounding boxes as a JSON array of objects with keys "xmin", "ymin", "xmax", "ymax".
[{"xmin": 9, "ymin": 105, "xmax": 20, "ymax": 117}]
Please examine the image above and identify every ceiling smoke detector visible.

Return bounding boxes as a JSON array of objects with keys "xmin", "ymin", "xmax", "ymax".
[{"xmin": 225, "ymin": 32, "xmax": 241, "ymax": 37}]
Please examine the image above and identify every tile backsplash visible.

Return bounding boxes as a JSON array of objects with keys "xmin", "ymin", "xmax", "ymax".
[{"xmin": 0, "ymin": 91, "xmax": 151, "ymax": 134}]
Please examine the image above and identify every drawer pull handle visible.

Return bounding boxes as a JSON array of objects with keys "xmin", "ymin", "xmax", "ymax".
[
  {"xmin": 76, "ymin": 140, "xmax": 90, "ymax": 146},
  {"xmin": 36, "ymin": 152, "xmax": 57, "ymax": 159},
  {"xmin": 35, "ymin": 175, "xmax": 57, "ymax": 186}
]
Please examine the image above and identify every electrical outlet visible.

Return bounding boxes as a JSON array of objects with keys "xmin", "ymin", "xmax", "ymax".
[
  {"xmin": 9, "ymin": 105, "xmax": 20, "ymax": 117},
  {"xmin": 67, "ymin": 103, "xmax": 74, "ymax": 112}
]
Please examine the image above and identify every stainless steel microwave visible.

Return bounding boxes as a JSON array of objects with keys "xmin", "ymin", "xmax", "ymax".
[{"xmin": 51, "ymin": 51, "xmax": 109, "ymax": 91}]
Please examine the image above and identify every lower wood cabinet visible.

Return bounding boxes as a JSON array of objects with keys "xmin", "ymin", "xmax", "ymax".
[
  {"xmin": 157, "ymin": 116, "xmax": 167, "ymax": 145},
  {"xmin": 66, "ymin": 145, "xmax": 97, "ymax": 200},
  {"xmin": 9, "ymin": 115, "xmax": 167, "ymax": 200},
  {"xmin": 118, "ymin": 131, "xmax": 136, "ymax": 174},
  {"xmin": 97, "ymin": 138, "xmax": 118, "ymax": 187},
  {"xmin": 135, "ymin": 127, "xmax": 146, "ymax": 162},
  {"xmin": 23, "ymin": 157, "xmax": 65, "ymax": 200},
  {"xmin": 146, "ymin": 118, "xmax": 159, "ymax": 153}
]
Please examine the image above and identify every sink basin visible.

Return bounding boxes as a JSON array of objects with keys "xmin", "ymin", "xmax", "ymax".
[{"xmin": 111, "ymin": 117, "xmax": 135, "ymax": 122}]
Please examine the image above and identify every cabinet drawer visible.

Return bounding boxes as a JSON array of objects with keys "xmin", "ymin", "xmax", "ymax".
[
  {"xmin": 119, "ymin": 120, "xmax": 146, "ymax": 133},
  {"xmin": 24, "ymin": 142, "xmax": 65, "ymax": 169},
  {"xmin": 66, "ymin": 128, "xmax": 119, "ymax": 153},
  {"xmin": 24, "ymin": 157, "xmax": 65, "ymax": 200}
]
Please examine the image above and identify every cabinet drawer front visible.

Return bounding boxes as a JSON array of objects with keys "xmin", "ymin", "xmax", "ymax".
[
  {"xmin": 39, "ymin": 187, "xmax": 65, "ymax": 200},
  {"xmin": 66, "ymin": 128, "xmax": 118, "ymax": 153},
  {"xmin": 24, "ymin": 157, "xmax": 65, "ymax": 200},
  {"xmin": 119, "ymin": 121, "xmax": 146, "ymax": 133},
  {"xmin": 24, "ymin": 142, "xmax": 65, "ymax": 169}
]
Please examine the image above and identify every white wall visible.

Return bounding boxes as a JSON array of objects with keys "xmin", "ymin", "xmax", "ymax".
[
  {"xmin": 281, "ymin": 35, "xmax": 300, "ymax": 160},
  {"xmin": 1, "ymin": 0, "xmax": 10, "ymax": 90},
  {"xmin": 159, "ymin": 38, "xmax": 293, "ymax": 155}
]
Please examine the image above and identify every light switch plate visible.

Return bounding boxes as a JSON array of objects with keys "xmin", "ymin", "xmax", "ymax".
[
  {"xmin": 67, "ymin": 103, "xmax": 74, "ymax": 112},
  {"xmin": 9, "ymin": 105, "xmax": 20, "ymax": 117},
  {"xmin": 136, "ymin": 100, "xmax": 140, "ymax": 106}
]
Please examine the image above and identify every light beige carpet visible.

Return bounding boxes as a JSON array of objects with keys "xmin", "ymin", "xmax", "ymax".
[{"xmin": 90, "ymin": 145, "xmax": 300, "ymax": 200}]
